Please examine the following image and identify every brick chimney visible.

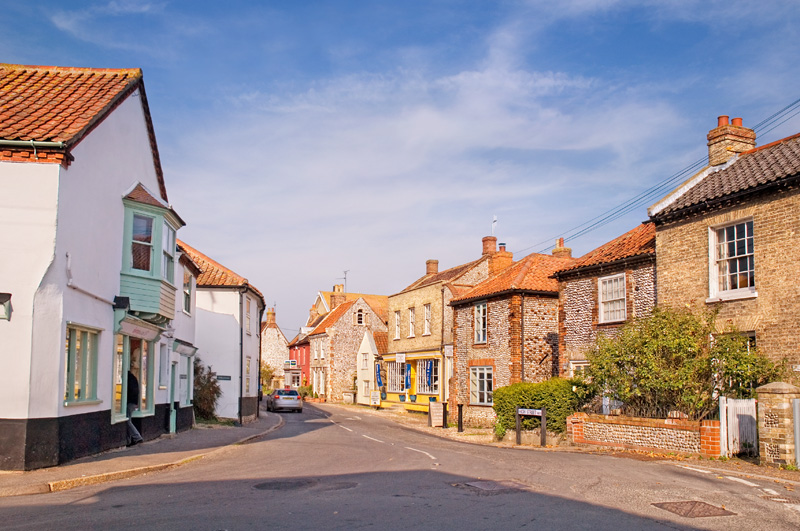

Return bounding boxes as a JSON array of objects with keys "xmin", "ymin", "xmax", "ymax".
[
  {"xmin": 265, "ymin": 307, "xmax": 276, "ymax": 326},
  {"xmin": 482, "ymin": 236, "xmax": 497, "ymax": 256},
  {"xmin": 551, "ymin": 238, "xmax": 572, "ymax": 259},
  {"xmin": 330, "ymin": 284, "xmax": 345, "ymax": 310},
  {"xmin": 426, "ymin": 259, "xmax": 439, "ymax": 275},
  {"xmin": 490, "ymin": 243, "xmax": 513, "ymax": 275},
  {"xmin": 707, "ymin": 115, "xmax": 756, "ymax": 166}
]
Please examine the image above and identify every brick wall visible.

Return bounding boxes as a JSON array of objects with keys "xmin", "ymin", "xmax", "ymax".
[
  {"xmin": 558, "ymin": 261, "xmax": 656, "ymax": 375},
  {"xmin": 656, "ymin": 187, "xmax": 800, "ymax": 370},
  {"xmin": 567, "ymin": 413, "xmax": 721, "ymax": 457}
]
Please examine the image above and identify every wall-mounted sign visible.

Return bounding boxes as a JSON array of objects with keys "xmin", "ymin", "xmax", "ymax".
[
  {"xmin": 396, "ymin": 353, "xmax": 406, "ymax": 364},
  {"xmin": 444, "ymin": 345, "xmax": 453, "ymax": 358},
  {"xmin": 119, "ymin": 319, "xmax": 161, "ymax": 341},
  {"xmin": 217, "ymin": 375, "xmax": 232, "ymax": 381},
  {"xmin": 370, "ymin": 391, "xmax": 381, "ymax": 406}
]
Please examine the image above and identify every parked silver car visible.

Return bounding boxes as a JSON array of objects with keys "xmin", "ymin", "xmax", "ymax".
[{"xmin": 266, "ymin": 389, "xmax": 303, "ymax": 413}]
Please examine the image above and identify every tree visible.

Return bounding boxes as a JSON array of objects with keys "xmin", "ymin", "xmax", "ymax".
[
  {"xmin": 586, "ymin": 306, "xmax": 784, "ymax": 420},
  {"xmin": 260, "ymin": 363, "xmax": 275, "ymax": 390},
  {"xmin": 194, "ymin": 357, "xmax": 221, "ymax": 420}
]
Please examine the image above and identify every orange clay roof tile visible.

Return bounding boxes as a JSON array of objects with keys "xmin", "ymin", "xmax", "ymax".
[
  {"xmin": 177, "ymin": 239, "xmax": 265, "ymax": 304},
  {"xmin": 553, "ymin": 223, "xmax": 655, "ymax": 276},
  {"xmin": 308, "ymin": 301, "xmax": 356, "ymax": 336}
]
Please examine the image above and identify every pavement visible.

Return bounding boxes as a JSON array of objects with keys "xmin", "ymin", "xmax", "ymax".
[{"xmin": 2, "ymin": 402, "xmax": 798, "ymax": 497}]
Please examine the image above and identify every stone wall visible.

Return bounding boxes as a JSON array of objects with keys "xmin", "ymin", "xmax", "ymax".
[
  {"xmin": 567, "ymin": 412, "xmax": 721, "ymax": 457},
  {"xmin": 655, "ymin": 187, "xmax": 800, "ymax": 369},
  {"xmin": 757, "ymin": 382, "xmax": 800, "ymax": 466}
]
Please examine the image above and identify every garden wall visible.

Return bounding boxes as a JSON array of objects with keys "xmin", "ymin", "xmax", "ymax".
[{"xmin": 567, "ymin": 412, "xmax": 721, "ymax": 457}]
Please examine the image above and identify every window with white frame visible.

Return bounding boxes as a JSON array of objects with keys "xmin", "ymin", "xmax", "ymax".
[
  {"xmin": 320, "ymin": 343, "xmax": 325, "ymax": 359},
  {"xmin": 388, "ymin": 361, "xmax": 406, "ymax": 392},
  {"xmin": 713, "ymin": 220, "xmax": 755, "ymax": 295},
  {"xmin": 424, "ymin": 304, "xmax": 431, "ymax": 335},
  {"xmin": 394, "ymin": 310, "xmax": 401, "ymax": 339},
  {"xmin": 363, "ymin": 380, "xmax": 370, "ymax": 396},
  {"xmin": 470, "ymin": 366, "xmax": 493, "ymax": 405},
  {"xmin": 599, "ymin": 273, "xmax": 626, "ymax": 323},
  {"xmin": 158, "ymin": 343, "xmax": 168, "ymax": 388},
  {"xmin": 474, "ymin": 302, "xmax": 487, "ymax": 343},
  {"xmin": 183, "ymin": 270, "xmax": 192, "ymax": 313},
  {"xmin": 355, "ymin": 309, "xmax": 364, "ymax": 325},
  {"xmin": 362, "ymin": 352, "xmax": 369, "ymax": 369},
  {"xmin": 246, "ymin": 297, "xmax": 252, "ymax": 335},
  {"xmin": 408, "ymin": 307, "xmax": 415, "ymax": 337},
  {"xmin": 570, "ymin": 360, "xmax": 590, "ymax": 378},
  {"xmin": 416, "ymin": 359, "xmax": 438, "ymax": 394},
  {"xmin": 292, "ymin": 373, "xmax": 301, "ymax": 387},
  {"xmin": 161, "ymin": 222, "xmax": 175, "ymax": 282},
  {"xmin": 64, "ymin": 325, "xmax": 99, "ymax": 404}
]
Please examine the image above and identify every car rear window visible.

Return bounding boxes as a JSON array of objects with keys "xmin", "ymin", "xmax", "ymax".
[{"xmin": 276, "ymin": 390, "xmax": 299, "ymax": 396}]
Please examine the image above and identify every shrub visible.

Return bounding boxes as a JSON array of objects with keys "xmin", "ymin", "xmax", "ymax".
[
  {"xmin": 193, "ymin": 357, "xmax": 221, "ymax": 420},
  {"xmin": 298, "ymin": 385, "xmax": 312, "ymax": 398},
  {"xmin": 492, "ymin": 378, "xmax": 581, "ymax": 434},
  {"xmin": 587, "ymin": 306, "xmax": 784, "ymax": 420}
]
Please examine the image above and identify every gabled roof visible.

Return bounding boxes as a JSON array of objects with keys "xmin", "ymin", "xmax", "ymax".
[
  {"xmin": 452, "ymin": 253, "xmax": 575, "ymax": 304},
  {"xmin": 553, "ymin": 223, "xmax": 655, "ymax": 278},
  {"xmin": 373, "ymin": 331, "xmax": 388, "ymax": 355},
  {"xmin": 176, "ymin": 242, "xmax": 202, "ymax": 277},
  {"xmin": 0, "ymin": 63, "xmax": 168, "ymax": 201},
  {"xmin": 124, "ymin": 182, "xmax": 186, "ymax": 227},
  {"xmin": 398, "ymin": 257, "xmax": 485, "ymax": 294},
  {"xmin": 177, "ymin": 239, "xmax": 265, "ymax": 305},
  {"xmin": 315, "ymin": 291, "xmax": 389, "ymax": 323},
  {"xmin": 650, "ymin": 133, "xmax": 800, "ymax": 221},
  {"xmin": 308, "ymin": 300, "xmax": 356, "ymax": 336}
]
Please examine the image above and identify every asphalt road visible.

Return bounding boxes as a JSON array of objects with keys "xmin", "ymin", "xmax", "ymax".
[{"xmin": 1, "ymin": 404, "xmax": 798, "ymax": 530}]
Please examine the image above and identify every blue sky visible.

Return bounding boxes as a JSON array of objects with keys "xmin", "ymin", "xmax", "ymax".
[{"xmin": 4, "ymin": 1, "xmax": 800, "ymax": 335}]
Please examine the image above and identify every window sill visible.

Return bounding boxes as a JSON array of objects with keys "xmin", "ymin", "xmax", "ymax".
[
  {"xmin": 472, "ymin": 343, "xmax": 488, "ymax": 348},
  {"xmin": 598, "ymin": 320, "xmax": 625, "ymax": 326},
  {"xmin": 706, "ymin": 289, "xmax": 757, "ymax": 303},
  {"xmin": 469, "ymin": 403, "xmax": 493, "ymax": 407},
  {"xmin": 64, "ymin": 399, "xmax": 102, "ymax": 407}
]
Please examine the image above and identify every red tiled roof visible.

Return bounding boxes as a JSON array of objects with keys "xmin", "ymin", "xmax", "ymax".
[
  {"xmin": 553, "ymin": 223, "xmax": 655, "ymax": 276},
  {"xmin": 308, "ymin": 301, "xmax": 356, "ymax": 336},
  {"xmin": 177, "ymin": 239, "xmax": 265, "ymax": 304},
  {"xmin": 318, "ymin": 291, "xmax": 389, "ymax": 322},
  {"xmin": 373, "ymin": 331, "xmax": 388, "ymax": 355},
  {"xmin": 124, "ymin": 183, "xmax": 167, "ymax": 209},
  {"xmin": 0, "ymin": 63, "xmax": 168, "ymax": 201},
  {"xmin": 452, "ymin": 253, "xmax": 575, "ymax": 303},
  {"xmin": 652, "ymin": 133, "xmax": 800, "ymax": 220}
]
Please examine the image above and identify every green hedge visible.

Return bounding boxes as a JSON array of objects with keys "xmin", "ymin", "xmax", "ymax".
[{"xmin": 492, "ymin": 378, "xmax": 581, "ymax": 434}]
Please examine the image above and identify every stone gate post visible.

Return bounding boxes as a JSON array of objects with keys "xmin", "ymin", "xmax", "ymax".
[{"xmin": 756, "ymin": 382, "xmax": 800, "ymax": 466}]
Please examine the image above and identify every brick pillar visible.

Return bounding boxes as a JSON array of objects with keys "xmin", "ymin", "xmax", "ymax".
[
  {"xmin": 700, "ymin": 420, "xmax": 721, "ymax": 458},
  {"xmin": 756, "ymin": 382, "xmax": 800, "ymax": 466}
]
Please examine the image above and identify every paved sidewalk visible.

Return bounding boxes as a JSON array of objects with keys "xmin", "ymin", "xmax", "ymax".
[{"xmin": 0, "ymin": 412, "xmax": 282, "ymax": 497}]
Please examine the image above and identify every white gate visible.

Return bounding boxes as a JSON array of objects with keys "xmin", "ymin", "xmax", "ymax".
[{"xmin": 719, "ymin": 397, "xmax": 758, "ymax": 456}]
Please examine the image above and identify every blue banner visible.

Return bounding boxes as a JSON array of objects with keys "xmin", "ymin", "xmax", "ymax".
[
  {"xmin": 375, "ymin": 364, "xmax": 383, "ymax": 387},
  {"xmin": 405, "ymin": 363, "xmax": 411, "ymax": 390},
  {"xmin": 426, "ymin": 360, "xmax": 432, "ymax": 386}
]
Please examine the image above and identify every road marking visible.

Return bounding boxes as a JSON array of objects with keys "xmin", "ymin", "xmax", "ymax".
[
  {"xmin": 405, "ymin": 447, "xmax": 436, "ymax": 460},
  {"xmin": 763, "ymin": 488, "xmax": 779, "ymax": 495},
  {"xmin": 362, "ymin": 435, "xmax": 384, "ymax": 443},
  {"xmin": 337, "ymin": 425, "xmax": 353, "ymax": 432},
  {"xmin": 679, "ymin": 466, "xmax": 712, "ymax": 474},
  {"xmin": 725, "ymin": 476, "xmax": 760, "ymax": 487}
]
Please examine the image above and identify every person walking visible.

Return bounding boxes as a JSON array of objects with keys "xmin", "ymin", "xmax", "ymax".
[{"xmin": 127, "ymin": 370, "xmax": 144, "ymax": 447}]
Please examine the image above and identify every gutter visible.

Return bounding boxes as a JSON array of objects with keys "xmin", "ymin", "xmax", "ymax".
[{"xmin": 0, "ymin": 140, "xmax": 66, "ymax": 149}]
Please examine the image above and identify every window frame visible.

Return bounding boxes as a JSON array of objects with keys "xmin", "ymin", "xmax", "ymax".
[
  {"xmin": 246, "ymin": 297, "xmax": 252, "ymax": 335},
  {"xmin": 394, "ymin": 310, "xmax": 401, "ymax": 340},
  {"xmin": 182, "ymin": 269, "xmax": 192, "ymax": 314},
  {"xmin": 473, "ymin": 302, "xmax": 487, "ymax": 344},
  {"xmin": 161, "ymin": 221, "xmax": 176, "ymax": 283},
  {"xmin": 469, "ymin": 366, "xmax": 493, "ymax": 405},
  {"xmin": 122, "ymin": 202, "xmax": 181, "ymax": 285},
  {"xmin": 416, "ymin": 359, "xmax": 439, "ymax": 394},
  {"xmin": 708, "ymin": 219, "xmax": 757, "ymax": 301},
  {"xmin": 599, "ymin": 273, "xmax": 626, "ymax": 324},
  {"xmin": 388, "ymin": 361, "xmax": 406, "ymax": 393},
  {"xmin": 423, "ymin": 303, "xmax": 431, "ymax": 336},
  {"xmin": 64, "ymin": 323, "xmax": 101, "ymax": 405},
  {"xmin": 408, "ymin": 307, "xmax": 415, "ymax": 338}
]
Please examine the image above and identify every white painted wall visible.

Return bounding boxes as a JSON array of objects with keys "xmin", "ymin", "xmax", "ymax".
[{"xmin": 356, "ymin": 330, "xmax": 378, "ymax": 405}]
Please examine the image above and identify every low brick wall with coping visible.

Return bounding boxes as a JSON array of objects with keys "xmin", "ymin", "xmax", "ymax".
[{"xmin": 567, "ymin": 412, "xmax": 721, "ymax": 457}]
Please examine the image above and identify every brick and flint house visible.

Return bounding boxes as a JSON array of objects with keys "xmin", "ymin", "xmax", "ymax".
[
  {"xmin": 552, "ymin": 225, "xmax": 656, "ymax": 376},
  {"xmin": 449, "ymin": 243, "xmax": 575, "ymax": 427},
  {"xmin": 382, "ymin": 236, "xmax": 505, "ymax": 412},
  {"xmin": 0, "ymin": 64, "xmax": 199, "ymax": 469},
  {"xmin": 260, "ymin": 308, "xmax": 291, "ymax": 389},
  {"xmin": 307, "ymin": 297, "xmax": 388, "ymax": 401},
  {"xmin": 179, "ymin": 241, "xmax": 266, "ymax": 422},
  {"xmin": 648, "ymin": 116, "xmax": 800, "ymax": 371}
]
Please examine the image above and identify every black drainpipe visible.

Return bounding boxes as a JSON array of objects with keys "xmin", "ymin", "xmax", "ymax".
[
  {"xmin": 238, "ymin": 287, "xmax": 245, "ymax": 426},
  {"xmin": 520, "ymin": 293, "xmax": 525, "ymax": 383}
]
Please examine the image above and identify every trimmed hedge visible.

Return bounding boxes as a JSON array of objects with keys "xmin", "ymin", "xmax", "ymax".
[{"xmin": 493, "ymin": 378, "xmax": 580, "ymax": 434}]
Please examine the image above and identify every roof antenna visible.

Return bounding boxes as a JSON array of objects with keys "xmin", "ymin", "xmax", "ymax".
[
  {"xmin": 492, "ymin": 215, "xmax": 497, "ymax": 236},
  {"xmin": 337, "ymin": 270, "xmax": 350, "ymax": 293}
]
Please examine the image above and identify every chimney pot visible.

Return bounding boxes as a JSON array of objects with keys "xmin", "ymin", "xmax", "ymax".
[
  {"xmin": 732, "ymin": 117, "xmax": 743, "ymax": 127},
  {"xmin": 482, "ymin": 236, "xmax": 497, "ymax": 256},
  {"xmin": 707, "ymin": 114, "xmax": 756, "ymax": 166},
  {"xmin": 718, "ymin": 115, "xmax": 729, "ymax": 127},
  {"xmin": 426, "ymin": 259, "xmax": 439, "ymax": 275},
  {"xmin": 552, "ymin": 238, "xmax": 572, "ymax": 259}
]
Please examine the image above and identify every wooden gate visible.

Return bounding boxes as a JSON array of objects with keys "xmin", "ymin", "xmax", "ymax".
[{"xmin": 719, "ymin": 397, "xmax": 758, "ymax": 456}]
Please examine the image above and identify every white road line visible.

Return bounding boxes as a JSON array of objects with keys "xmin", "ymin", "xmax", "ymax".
[
  {"xmin": 405, "ymin": 447, "xmax": 436, "ymax": 460},
  {"xmin": 362, "ymin": 435, "xmax": 384, "ymax": 443},
  {"xmin": 763, "ymin": 488, "xmax": 779, "ymax": 495},
  {"xmin": 679, "ymin": 466, "xmax": 712, "ymax": 474},
  {"xmin": 725, "ymin": 476, "xmax": 760, "ymax": 487},
  {"xmin": 338, "ymin": 424, "xmax": 353, "ymax": 432}
]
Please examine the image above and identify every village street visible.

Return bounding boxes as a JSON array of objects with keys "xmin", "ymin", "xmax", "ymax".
[{"xmin": 0, "ymin": 404, "xmax": 798, "ymax": 530}]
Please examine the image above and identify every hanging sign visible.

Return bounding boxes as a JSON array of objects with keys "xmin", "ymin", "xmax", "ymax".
[
  {"xmin": 426, "ymin": 360, "xmax": 432, "ymax": 386},
  {"xmin": 375, "ymin": 364, "xmax": 383, "ymax": 387},
  {"xmin": 405, "ymin": 364, "xmax": 411, "ymax": 390}
]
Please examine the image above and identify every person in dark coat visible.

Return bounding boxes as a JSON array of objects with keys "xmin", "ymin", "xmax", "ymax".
[{"xmin": 126, "ymin": 370, "xmax": 143, "ymax": 446}]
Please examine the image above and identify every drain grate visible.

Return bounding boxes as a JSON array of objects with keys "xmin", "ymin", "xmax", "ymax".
[
  {"xmin": 253, "ymin": 478, "xmax": 318, "ymax": 491},
  {"xmin": 652, "ymin": 501, "xmax": 735, "ymax": 518},
  {"xmin": 464, "ymin": 480, "xmax": 528, "ymax": 492}
]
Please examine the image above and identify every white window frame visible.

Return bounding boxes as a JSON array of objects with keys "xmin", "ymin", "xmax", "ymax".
[
  {"xmin": 245, "ymin": 297, "xmax": 252, "ymax": 335},
  {"xmin": 423, "ymin": 303, "xmax": 431, "ymax": 335},
  {"xmin": 570, "ymin": 360, "xmax": 590, "ymax": 378},
  {"xmin": 161, "ymin": 221, "xmax": 175, "ymax": 282},
  {"xmin": 408, "ymin": 307, "xmax": 415, "ymax": 338},
  {"xmin": 362, "ymin": 380, "xmax": 370, "ymax": 396},
  {"xmin": 355, "ymin": 309, "xmax": 365, "ymax": 325},
  {"xmin": 473, "ymin": 302, "xmax": 487, "ymax": 344},
  {"xmin": 388, "ymin": 361, "xmax": 406, "ymax": 393},
  {"xmin": 182, "ymin": 269, "xmax": 192, "ymax": 314},
  {"xmin": 394, "ymin": 310, "xmax": 401, "ymax": 339},
  {"xmin": 599, "ymin": 273, "xmax": 626, "ymax": 323},
  {"xmin": 64, "ymin": 324, "xmax": 100, "ymax": 405},
  {"xmin": 416, "ymin": 359, "xmax": 438, "ymax": 394},
  {"xmin": 361, "ymin": 352, "xmax": 369, "ymax": 369},
  {"xmin": 158, "ymin": 343, "xmax": 169, "ymax": 389},
  {"xmin": 469, "ymin": 366, "xmax": 493, "ymax": 405},
  {"xmin": 708, "ymin": 219, "xmax": 757, "ymax": 301}
]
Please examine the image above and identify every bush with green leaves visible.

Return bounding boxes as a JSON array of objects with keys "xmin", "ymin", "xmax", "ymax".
[
  {"xmin": 193, "ymin": 357, "xmax": 221, "ymax": 420},
  {"xmin": 492, "ymin": 377, "xmax": 583, "ymax": 434},
  {"xmin": 298, "ymin": 385, "xmax": 312, "ymax": 398},
  {"xmin": 586, "ymin": 306, "xmax": 784, "ymax": 420}
]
